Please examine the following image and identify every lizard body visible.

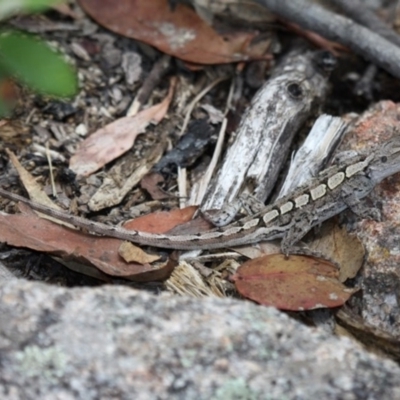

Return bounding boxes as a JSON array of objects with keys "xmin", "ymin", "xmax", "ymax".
[{"xmin": 1, "ymin": 138, "xmax": 400, "ymax": 253}]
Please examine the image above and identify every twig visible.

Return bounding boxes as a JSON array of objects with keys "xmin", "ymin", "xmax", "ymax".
[
  {"xmin": 330, "ymin": 0, "xmax": 400, "ymax": 47},
  {"xmin": 190, "ymin": 117, "xmax": 228, "ymax": 206},
  {"xmin": 45, "ymin": 142, "xmax": 57, "ymax": 198},
  {"xmin": 179, "ymin": 76, "xmax": 227, "ymax": 137},
  {"xmin": 127, "ymin": 54, "xmax": 171, "ymax": 116},
  {"xmin": 255, "ymin": 0, "xmax": 400, "ymax": 79},
  {"xmin": 177, "ymin": 166, "xmax": 187, "ymax": 209}
]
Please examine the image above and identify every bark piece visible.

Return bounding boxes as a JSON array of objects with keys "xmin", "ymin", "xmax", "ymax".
[
  {"xmin": 201, "ymin": 48, "xmax": 332, "ymax": 214},
  {"xmin": 278, "ymin": 114, "xmax": 347, "ymax": 197}
]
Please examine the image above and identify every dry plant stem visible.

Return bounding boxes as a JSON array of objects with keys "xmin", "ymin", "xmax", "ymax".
[
  {"xmin": 224, "ymin": 76, "xmax": 235, "ymax": 116},
  {"xmin": 189, "ymin": 117, "xmax": 227, "ymax": 206},
  {"xmin": 330, "ymin": 0, "xmax": 400, "ymax": 47},
  {"xmin": 354, "ymin": 64, "xmax": 378, "ymax": 99},
  {"xmin": 201, "ymin": 49, "xmax": 330, "ymax": 214},
  {"xmin": 255, "ymin": 0, "xmax": 400, "ymax": 79},
  {"xmin": 45, "ymin": 142, "xmax": 57, "ymax": 197},
  {"xmin": 127, "ymin": 54, "xmax": 171, "ymax": 116},
  {"xmin": 179, "ymin": 76, "xmax": 227, "ymax": 137},
  {"xmin": 31, "ymin": 144, "xmax": 66, "ymax": 163},
  {"xmin": 344, "ymin": 1, "xmax": 396, "ymax": 99},
  {"xmin": 177, "ymin": 166, "xmax": 187, "ymax": 209}
]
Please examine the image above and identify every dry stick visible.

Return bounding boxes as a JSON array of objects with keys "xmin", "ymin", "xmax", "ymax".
[
  {"xmin": 127, "ymin": 54, "xmax": 171, "ymax": 116},
  {"xmin": 190, "ymin": 117, "xmax": 228, "ymax": 206},
  {"xmin": 254, "ymin": 0, "xmax": 400, "ymax": 79},
  {"xmin": 331, "ymin": 0, "xmax": 400, "ymax": 99},
  {"xmin": 330, "ymin": 0, "xmax": 400, "ymax": 47},
  {"xmin": 45, "ymin": 142, "xmax": 57, "ymax": 198},
  {"xmin": 179, "ymin": 76, "xmax": 227, "ymax": 137}
]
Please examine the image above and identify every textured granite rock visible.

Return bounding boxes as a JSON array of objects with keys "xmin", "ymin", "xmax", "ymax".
[
  {"xmin": 342, "ymin": 101, "xmax": 400, "ymax": 337},
  {"xmin": 0, "ymin": 279, "xmax": 399, "ymax": 399}
]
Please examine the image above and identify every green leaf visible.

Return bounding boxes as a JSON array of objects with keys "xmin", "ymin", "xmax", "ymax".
[
  {"xmin": 0, "ymin": 0, "xmax": 63, "ymax": 20},
  {"xmin": 0, "ymin": 31, "xmax": 77, "ymax": 97}
]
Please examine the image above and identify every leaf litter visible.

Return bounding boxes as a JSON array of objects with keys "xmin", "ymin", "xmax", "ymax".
[
  {"xmin": 232, "ymin": 254, "xmax": 358, "ymax": 311},
  {"xmin": 78, "ymin": 0, "xmax": 272, "ymax": 65},
  {"xmin": 1, "ymin": 1, "xmax": 396, "ymax": 360}
]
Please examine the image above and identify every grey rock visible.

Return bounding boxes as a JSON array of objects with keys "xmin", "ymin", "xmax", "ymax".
[{"xmin": 0, "ymin": 279, "xmax": 399, "ymax": 400}]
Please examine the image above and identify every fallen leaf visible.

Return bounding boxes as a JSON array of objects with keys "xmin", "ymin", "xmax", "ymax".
[
  {"xmin": 5, "ymin": 149, "xmax": 75, "ymax": 229},
  {"xmin": 78, "ymin": 0, "xmax": 271, "ymax": 64},
  {"xmin": 6, "ymin": 149, "xmax": 57, "ymax": 207},
  {"xmin": 232, "ymin": 254, "xmax": 357, "ymax": 311},
  {"xmin": 308, "ymin": 220, "xmax": 365, "ymax": 282},
  {"xmin": 123, "ymin": 205, "xmax": 198, "ymax": 233},
  {"xmin": 119, "ymin": 241, "xmax": 161, "ymax": 264},
  {"xmin": 232, "ymin": 240, "xmax": 281, "ymax": 259},
  {"xmin": 69, "ymin": 77, "xmax": 176, "ymax": 176},
  {"xmin": 0, "ymin": 210, "xmax": 174, "ymax": 281}
]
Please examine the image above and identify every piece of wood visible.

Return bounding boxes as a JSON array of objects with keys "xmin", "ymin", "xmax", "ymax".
[{"xmin": 200, "ymin": 48, "xmax": 332, "ymax": 216}]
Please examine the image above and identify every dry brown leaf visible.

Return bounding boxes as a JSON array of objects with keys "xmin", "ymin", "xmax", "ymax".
[
  {"xmin": 232, "ymin": 254, "xmax": 357, "ymax": 311},
  {"xmin": 6, "ymin": 149, "xmax": 58, "ymax": 207},
  {"xmin": 5, "ymin": 149, "xmax": 76, "ymax": 229},
  {"xmin": 78, "ymin": 0, "xmax": 271, "ymax": 65},
  {"xmin": 69, "ymin": 78, "xmax": 176, "ymax": 176},
  {"xmin": 308, "ymin": 220, "xmax": 365, "ymax": 282},
  {"xmin": 0, "ymin": 211, "xmax": 174, "ymax": 281},
  {"xmin": 123, "ymin": 206, "xmax": 198, "ymax": 234},
  {"xmin": 119, "ymin": 241, "xmax": 161, "ymax": 264},
  {"xmin": 232, "ymin": 240, "xmax": 281, "ymax": 259}
]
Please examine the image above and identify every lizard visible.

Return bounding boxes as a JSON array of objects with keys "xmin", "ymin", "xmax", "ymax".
[{"xmin": 1, "ymin": 137, "xmax": 400, "ymax": 254}]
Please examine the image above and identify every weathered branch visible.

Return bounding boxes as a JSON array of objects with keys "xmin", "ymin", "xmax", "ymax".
[
  {"xmin": 330, "ymin": 0, "xmax": 400, "ymax": 47},
  {"xmin": 254, "ymin": 0, "xmax": 400, "ymax": 79},
  {"xmin": 200, "ymin": 48, "xmax": 332, "ymax": 216}
]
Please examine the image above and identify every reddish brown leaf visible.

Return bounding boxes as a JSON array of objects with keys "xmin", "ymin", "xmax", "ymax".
[
  {"xmin": 123, "ymin": 206, "xmax": 198, "ymax": 233},
  {"xmin": 78, "ymin": 0, "xmax": 271, "ymax": 64},
  {"xmin": 0, "ymin": 211, "xmax": 173, "ymax": 281},
  {"xmin": 232, "ymin": 254, "xmax": 357, "ymax": 311},
  {"xmin": 69, "ymin": 77, "xmax": 175, "ymax": 177}
]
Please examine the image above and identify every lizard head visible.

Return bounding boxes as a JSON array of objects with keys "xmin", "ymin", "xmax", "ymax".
[{"xmin": 366, "ymin": 137, "xmax": 400, "ymax": 183}]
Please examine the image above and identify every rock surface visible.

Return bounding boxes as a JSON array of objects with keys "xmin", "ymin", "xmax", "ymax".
[{"xmin": 0, "ymin": 279, "xmax": 399, "ymax": 399}]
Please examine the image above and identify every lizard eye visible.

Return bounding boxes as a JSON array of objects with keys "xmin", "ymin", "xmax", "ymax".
[{"xmin": 381, "ymin": 156, "xmax": 388, "ymax": 163}]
